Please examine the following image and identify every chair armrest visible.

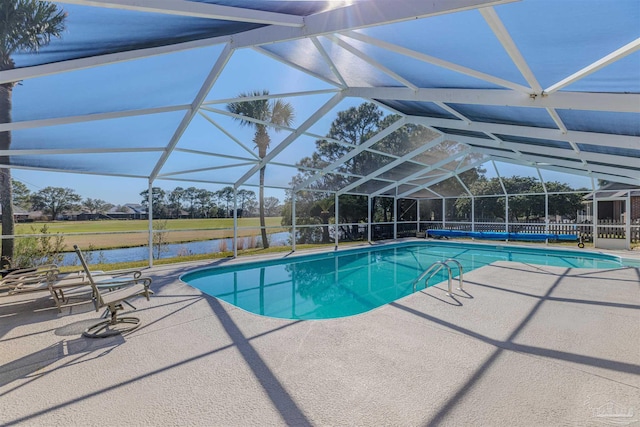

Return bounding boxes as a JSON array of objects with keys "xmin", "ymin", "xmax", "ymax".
[
  {"xmin": 91, "ymin": 269, "xmax": 142, "ymax": 280},
  {"xmin": 94, "ymin": 277, "xmax": 152, "ymax": 290},
  {"xmin": 3, "ymin": 266, "xmax": 59, "ymax": 284}
]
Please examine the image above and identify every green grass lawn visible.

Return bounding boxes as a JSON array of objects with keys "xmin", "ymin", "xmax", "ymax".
[
  {"xmin": 16, "ymin": 217, "xmax": 284, "ymax": 234},
  {"xmin": 16, "ymin": 217, "xmax": 287, "ymax": 251}
]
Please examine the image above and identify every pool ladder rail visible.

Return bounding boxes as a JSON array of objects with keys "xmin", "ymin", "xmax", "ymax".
[{"xmin": 412, "ymin": 259, "xmax": 464, "ymax": 297}]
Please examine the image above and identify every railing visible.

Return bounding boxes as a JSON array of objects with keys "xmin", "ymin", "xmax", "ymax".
[
  {"xmin": 444, "ymin": 258, "xmax": 464, "ymax": 292},
  {"xmin": 412, "ymin": 259, "xmax": 464, "ymax": 297},
  {"xmin": 420, "ymin": 220, "xmax": 594, "ymax": 241}
]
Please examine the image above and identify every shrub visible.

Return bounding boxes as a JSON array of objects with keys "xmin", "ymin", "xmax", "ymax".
[
  {"xmin": 13, "ymin": 225, "xmax": 65, "ymax": 268},
  {"xmin": 153, "ymin": 219, "xmax": 169, "ymax": 259}
]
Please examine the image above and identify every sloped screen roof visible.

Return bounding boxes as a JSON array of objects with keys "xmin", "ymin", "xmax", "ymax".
[{"xmin": 1, "ymin": 0, "xmax": 638, "ymax": 198}]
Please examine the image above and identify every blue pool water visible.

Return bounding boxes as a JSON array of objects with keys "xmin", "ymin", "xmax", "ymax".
[{"xmin": 181, "ymin": 241, "xmax": 632, "ymax": 320}]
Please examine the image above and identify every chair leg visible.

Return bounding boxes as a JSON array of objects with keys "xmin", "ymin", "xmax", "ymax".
[
  {"xmin": 100, "ymin": 299, "xmax": 136, "ymax": 318},
  {"xmin": 84, "ymin": 304, "xmax": 141, "ymax": 338}
]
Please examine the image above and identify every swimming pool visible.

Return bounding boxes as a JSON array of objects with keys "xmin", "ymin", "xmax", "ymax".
[{"xmin": 181, "ymin": 241, "xmax": 633, "ymax": 320}]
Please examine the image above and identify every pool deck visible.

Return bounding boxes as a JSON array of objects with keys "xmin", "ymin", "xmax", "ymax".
[{"xmin": 1, "ymin": 242, "xmax": 639, "ymax": 426}]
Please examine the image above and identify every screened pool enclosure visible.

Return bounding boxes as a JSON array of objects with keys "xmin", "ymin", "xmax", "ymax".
[{"xmin": 1, "ymin": 0, "xmax": 639, "ymax": 265}]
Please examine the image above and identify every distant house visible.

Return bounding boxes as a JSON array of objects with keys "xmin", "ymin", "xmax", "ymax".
[
  {"xmin": 105, "ymin": 204, "xmax": 147, "ymax": 220},
  {"xmin": 583, "ymin": 183, "xmax": 640, "ymax": 223},
  {"xmin": 0, "ymin": 206, "xmax": 44, "ymax": 222},
  {"xmin": 13, "ymin": 208, "xmax": 42, "ymax": 223}
]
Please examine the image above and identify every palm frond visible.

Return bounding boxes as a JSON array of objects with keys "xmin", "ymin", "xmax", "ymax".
[
  {"xmin": 270, "ymin": 99, "xmax": 295, "ymax": 131},
  {"xmin": 0, "ymin": 0, "xmax": 65, "ymax": 69}
]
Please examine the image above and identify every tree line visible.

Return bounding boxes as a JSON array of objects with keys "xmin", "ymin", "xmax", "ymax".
[
  {"xmin": 10, "ymin": 182, "xmax": 283, "ymax": 220},
  {"xmin": 140, "ymin": 186, "xmax": 282, "ymax": 219}
]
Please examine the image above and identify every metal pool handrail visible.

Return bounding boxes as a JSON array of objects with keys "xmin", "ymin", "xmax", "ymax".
[
  {"xmin": 412, "ymin": 259, "xmax": 465, "ymax": 296},
  {"xmin": 412, "ymin": 261, "xmax": 452, "ymax": 295},
  {"xmin": 444, "ymin": 258, "xmax": 464, "ymax": 292}
]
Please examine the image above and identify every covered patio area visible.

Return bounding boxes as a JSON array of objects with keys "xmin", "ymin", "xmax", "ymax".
[{"xmin": 1, "ymin": 248, "xmax": 638, "ymax": 426}]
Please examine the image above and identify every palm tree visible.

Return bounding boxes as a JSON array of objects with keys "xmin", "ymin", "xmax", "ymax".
[
  {"xmin": 0, "ymin": 0, "xmax": 65, "ymax": 267},
  {"xmin": 227, "ymin": 90, "xmax": 294, "ymax": 248}
]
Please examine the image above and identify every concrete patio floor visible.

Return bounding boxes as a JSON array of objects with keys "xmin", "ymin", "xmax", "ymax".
[{"xmin": 1, "ymin": 246, "xmax": 639, "ymax": 426}]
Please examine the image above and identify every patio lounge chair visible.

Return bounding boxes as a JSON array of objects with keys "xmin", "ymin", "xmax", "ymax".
[
  {"xmin": 0, "ymin": 264, "xmax": 59, "ymax": 296},
  {"xmin": 0, "ymin": 264, "xmax": 104, "ymax": 312},
  {"xmin": 74, "ymin": 245, "xmax": 153, "ymax": 338}
]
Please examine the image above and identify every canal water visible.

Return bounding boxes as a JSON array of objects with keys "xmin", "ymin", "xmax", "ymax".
[{"xmin": 61, "ymin": 232, "xmax": 290, "ymax": 266}]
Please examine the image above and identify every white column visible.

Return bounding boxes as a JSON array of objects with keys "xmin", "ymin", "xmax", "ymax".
[
  {"xmin": 505, "ymin": 195, "xmax": 509, "ymax": 237},
  {"xmin": 393, "ymin": 196, "xmax": 398, "ymax": 239},
  {"xmin": 233, "ymin": 188, "xmax": 238, "ymax": 258},
  {"xmin": 417, "ymin": 198, "xmax": 421, "ymax": 235},
  {"xmin": 593, "ymin": 194, "xmax": 598, "ymax": 247},
  {"xmin": 545, "ymin": 193, "xmax": 549, "ymax": 245},
  {"xmin": 334, "ymin": 193, "xmax": 339, "ymax": 249},
  {"xmin": 442, "ymin": 198, "xmax": 446, "ymax": 229},
  {"xmin": 368, "ymin": 196, "xmax": 372, "ymax": 243},
  {"xmin": 626, "ymin": 191, "xmax": 631, "ymax": 250},
  {"xmin": 147, "ymin": 180, "xmax": 153, "ymax": 267},
  {"xmin": 292, "ymin": 191, "xmax": 296, "ymax": 252},
  {"xmin": 471, "ymin": 196, "xmax": 475, "ymax": 233}
]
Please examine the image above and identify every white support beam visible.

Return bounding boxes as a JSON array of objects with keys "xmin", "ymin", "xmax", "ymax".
[
  {"xmin": 173, "ymin": 147, "xmax": 256, "ymax": 162},
  {"xmin": 157, "ymin": 162, "xmax": 256, "ymax": 178},
  {"xmin": 268, "ymin": 161, "xmax": 368, "ymax": 181},
  {"xmin": 545, "ymin": 108, "xmax": 568, "ymax": 133},
  {"xmin": 294, "ymin": 116, "xmax": 406, "ymax": 191},
  {"xmin": 372, "ymin": 149, "xmax": 472, "ymax": 197},
  {"xmin": 198, "ymin": 111, "xmax": 260, "ymax": 159},
  {"xmin": 545, "ymin": 38, "xmax": 640, "ymax": 94},
  {"xmin": 150, "ymin": 43, "xmax": 233, "ymax": 181},
  {"xmin": 345, "ymin": 87, "xmax": 640, "ymax": 113},
  {"xmin": 452, "ymin": 135, "xmax": 640, "ymax": 169},
  {"xmin": 201, "ymin": 106, "xmax": 299, "ymax": 133},
  {"xmin": 544, "ymin": 107, "xmax": 586, "ymax": 160},
  {"xmin": 472, "ymin": 146, "xmax": 640, "ymax": 180},
  {"xmin": 1, "ymin": 147, "xmax": 163, "ymax": 156},
  {"xmin": 203, "ymin": 88, "xmax": 341, "ymax": 106},
  {"xmin": 341, "ymin": 30, "xmax": 531, "ymax": 93},
  {"xmin": 155, "ymin": 176, "xmax": 294, "ymax": 190},
  {"xmin": 147, "ymin": 180, "xmax": 153, "ymax": 267},
  {"xmin": 537, "ymin": 167, "xmax": 547, "ymax": 193},
  {"xmin": 235, "ymin": 92, "xmax": 345, "ymax": 188},
  {"xmin": 480, "ymin": 7, "xmax": 542, "ymax": 93},
  {"xmin": 233, "ymin": 188, "xmax": 238, "ymax": 258},
  {"xmin": 3, "ymin": 163, "xmax": 148, "ymax": 179},
  {"xmin": 455, "ymin": 173, "xmax": 473, "ymax": 196},
  {"xmin": 435, "ymin": 102, "xmax": 471, "ymax": 124},
  {"xmin": 396, "ymin": 157, "xmax": 484, "ymax": 198},
  {"xmin": 5, "ymin": 0, "xmax": 512, "ymax": 84},
  {"xmin": 0, "ymin": 104, "xmax": 189, "ymax": 132},
  {"xmin": 0, "ymin": 37, "xmax": 222, "ymax": 84},
  {"xmin": 311, "ymin": 37, "xmax": 348, "ymax": 88},
  {"xmin": 252, "ymin": 46, "xmax": 342, "ymax": 87},
  {"xmin": 492, "ymin": 160, "xmax": 508, "ymax": 194},
  {"xmin": 48, "ymin": 0, "xmax": 305, "ymax": 26},
  {"xmin": 231, "ymin": 0, "xmax": 515, "ymax": 49},
  {"xmin": 410, "ymin": 115, "xmax": 640, "ymax": 149},
  {"xmin": 337, "ymin": 135, "xmax": 445, "ymax": 195},
  {"xmin": 485, "ymin": 155, "xmax": 640, "ymax": 187},
  {"xmin": 201, "ymin": 106, "xmax": 353, "ymax": 150},
  {"xmin": 326, "ymin": 34, "xmax": 418, "ymax": 90}
]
